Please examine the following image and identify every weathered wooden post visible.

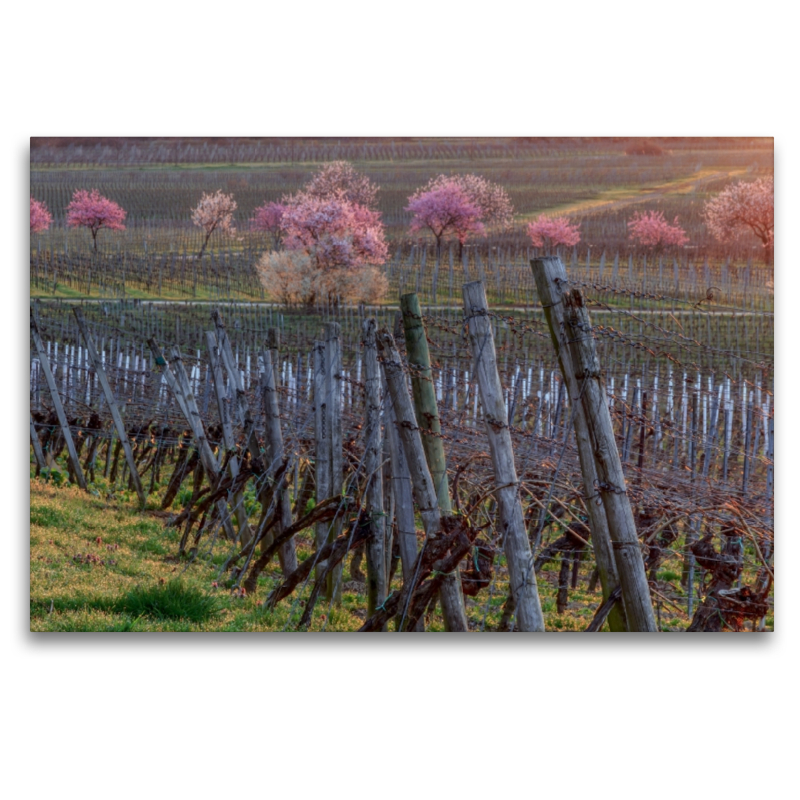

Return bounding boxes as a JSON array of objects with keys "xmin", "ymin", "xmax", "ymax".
[
  {"xmin": 461, "ymin": 281, "xmax": 545, "ymax": 632},
  {"xmin": 531, "ymin": 256, "xmax": 655, "ymax": 632},
  {"xmin": 211, "ymin": 311, "xmax": 262, "ymax": 461},
  {"xmin": 73, "ymin": 309, "xmax": 147, "ymax": 507},
  {"xmin": 260, "ymin": 341, "xmax": 299, "ymax": 575},
  {"xmin": 313, "ymin": 338, "xmax": 330, "ymax": 582},
  {"xmin": 362, "ymin": 318, "xmax": 387, "ymax": 618},
  {"xmin": 264, "ymin": 329, "xmax": 299, "ymax": 575},
  {"xmin": 312, "ymin": 323, "xmax": 345, "ymax": 603},
  {"xmin": 400, "ymin": 292, "xmax": 468, "ymax": 625},
  {"xmin": 30, "ymin": 310, "xmax": 87, "ymax": 490},
  {"xmin": 384, "ymin": 392, "xmax": 418, "ymax": 583},
  {"xmin": 529, "ymin": 258, "xmax": 627, "ymax": 631},
  {"xmin": 400, "ymin": 293, "xmax": 451, "ymax": 511},
  {"xmin": 377, "ymin": 329, "xmax": 469, "ymax": 632},
  {"xmin": 206, "ymin": 330, "xmax": 253, "ymax": 545}
]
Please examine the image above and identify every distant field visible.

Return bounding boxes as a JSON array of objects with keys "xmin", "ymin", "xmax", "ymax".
[{"xmin": 31, "ymin": 136, "xmax": 773, "ymax": 259}]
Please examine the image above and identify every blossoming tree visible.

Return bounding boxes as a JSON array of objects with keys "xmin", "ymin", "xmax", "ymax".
[
  {"xmin": 406, "ymin": 179, "xmax": 484, "ymax": 254},
  {"xmin": 66, "ymin": 189, "xmax": 126, "ymax": 251},
  {"xmin": 627, "ymin": 210, "xmax": 688, "ymax": 251},
  {"xmin": 30, "ymin": 197, "xmax": 52, "ymax": 234},
  {"xmin": 191, "ymin": 190, "xmax": 237, "ymax": 259},
  {"xmin": 419, "ymin": 174, "xmax": 514, "ymax": 231},
  {"xmin": 250, "ymin": 201, "xmax": 286, "ymax": 248},
  {"xmin": 703, "ymin": 177, "xmax": 774, "ymax": 264},
  {"xmin": 526, "ymin": 215, "xmax": 581, "ymax": 253},
  {"xmin": 259, "ymin": 194, "xmax": 388, "ymax": 306}
]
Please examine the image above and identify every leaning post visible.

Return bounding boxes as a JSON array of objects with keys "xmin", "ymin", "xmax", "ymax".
[
  {"xmin": 362, "ymin": 318, "xmax": 387, "ymax": 618},
  {"xmin": 399, "ymin": 292, "xmax": 468, "ymax": 627},
  {"xmin": 377, "ymin": 329, "xmax": 468, "ymax": 632},
  {"xmin": 462, "ymin": 281, "xmax": 545, "ymax": 632},
  {"xmin": 531, "ymin": 256, "xmax": 655, "ymax": 632}
]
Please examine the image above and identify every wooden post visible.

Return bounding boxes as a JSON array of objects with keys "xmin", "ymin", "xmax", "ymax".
[
  {"xmin": 531, "ymin": 256, "xmax": 655, "ymax": 632},
  {"xmin": 400, "ymin": 293, "xmax": 468, "ymax": 627},
  {"xmin": 211, "ymin": 311, "xmax": 262, "ymax": 461},
  {"xmin": 400, "ymin": 293, "xmax": 451, "ymax": 512},
  {"xmin": 311, "ymin": 324, "xmax": 345, "ymax": 602},
  {"xmin": 325, "ymin": 322, "xmax": 344, "ymax": 603},
  {"xmin": 313, "ymin": 338, "xmax": 330, "ymax": 581},
  {"xmin": 30, "ymin": 310, "xmax": 87, "ymax": 490},
  {"xmin": 362, "ymin": 318, "xmax": 387, "ymax": 618},
  {"xmin": 766, "ymin": 413, "xmax": 774, "ymax": 501},
  {"xmin": 206, "ymin": 331, "xmax": 252, "ymax": 546},
  {"xmin": 461, "ymin": 281, "xmax": 545, "ymax": 632},
  {"xmin": 384, "ymin": 388, "xmax": 418, "ymax": 583},
  {"xmin": 529, "ymin": 258, "xmax": 627, "ymax": 631},
  {"xmin": 74, "ymin": 308, "xmax": 146, "ymax": 507},
  {"xmin": 377, "ymin": 329, "xmax": 469, "ymax": 632},
  {"xmin": 260, "ymin": 342, "xmax": 299, "ymax": 575}
]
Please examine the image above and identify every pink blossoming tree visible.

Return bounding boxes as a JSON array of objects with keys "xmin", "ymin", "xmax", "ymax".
[
  {"xmin": 300, "ymin": 161, "xmax": 379, "ymax": 209},
  {"xmin": 30, "ymin": 197, "xmax": 53, "ymax": 234},
  {"xmin": 424, "ymin": 173, "xmax": 514, "ymax": 231},
  {"xmin": 272, "ymin": 194, "xmax": 389, "ymax": 306},
  {"xmin": 406, "ymin": 180, "xmax": 484, "ymax": 255},
  {"xmin": 526, "ymin": 215, "xmax": 581, "ymax": 253},
  {"xmin": 703, "ymin": 177, "xmax": 774, "ymax": 264},
  {"xmin": 250, "ymin": 201, "xmax": 287, "ymax": 248},
  {"xmin": 627, "ymin": 210, "xmax": 689, "ymax": 251},
  {"xmin": 191, "ymin": 190, "xmax": 237, "ymax": 259},
  {"xmin": 66, "ymin": 189, "xmax": 126, "ymax": 251}
]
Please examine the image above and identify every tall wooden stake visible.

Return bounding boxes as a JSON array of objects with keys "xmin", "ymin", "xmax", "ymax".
[
  {"xmin": 531, "ymin": 256, "xmax": 655, "ymax": 632},
  {"xmin": 260, "ymin": 340, "xmax": 299, "ymax": 575},
  {"xmin": 362, "ymin": 318, "xmax": 387, "ymax": 618},
  {"xmin": 400, "ymin": 293, "xmax": 451, "ymax": 511},
  {"xmin": 529, "ymin": 257, "xmax": 627, "ymax": 631},
  {"xmin": 206, "ymin": 330, "xmax": 252, "ymax": 545},
  {"xmin": 400, "ymin": 293, "xmax": 467, "ymax": 628},
  {"xmin": 462, "ymin": 281, "xmax": 545, "ymax": 632},
  {"xmin": 377, "ymin": 329, "xmax": 468, "ymax": 632}
]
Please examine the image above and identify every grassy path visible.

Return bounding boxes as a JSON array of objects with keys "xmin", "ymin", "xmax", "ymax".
[{"xmin": 523, "ymin": 168, "xmax": 748, "ymax": 221}]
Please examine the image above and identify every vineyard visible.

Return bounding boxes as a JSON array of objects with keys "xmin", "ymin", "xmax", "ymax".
[{"xmin": 29, "ymin": 138, "xmax": 774, "ymax": 632}]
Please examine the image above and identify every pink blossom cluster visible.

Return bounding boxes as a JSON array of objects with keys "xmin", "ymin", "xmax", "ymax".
[
  {"xmin": 526, "ymin": 215, "xmax": 581, "ymax": 251},
  {"xmin": 30, "ymin": 197, "xmax": 53, "ymax": 233},
  {"xmin": 627, "ymin": 210, "xmax": 688, "ymax": 250}
]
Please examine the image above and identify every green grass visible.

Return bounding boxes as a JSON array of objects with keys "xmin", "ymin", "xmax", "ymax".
[
  {"xmin": 30, "ymin": 452, "xmax": 773, "ymax": 632},
  {"xmin": 114, "ymin": 580, "xmax": 218, "ymax": 623}
]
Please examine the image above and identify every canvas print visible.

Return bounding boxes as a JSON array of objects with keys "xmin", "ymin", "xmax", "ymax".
[{"xmin": 29, "ymin": 137, "xmax": 774, "ymax": 632}]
